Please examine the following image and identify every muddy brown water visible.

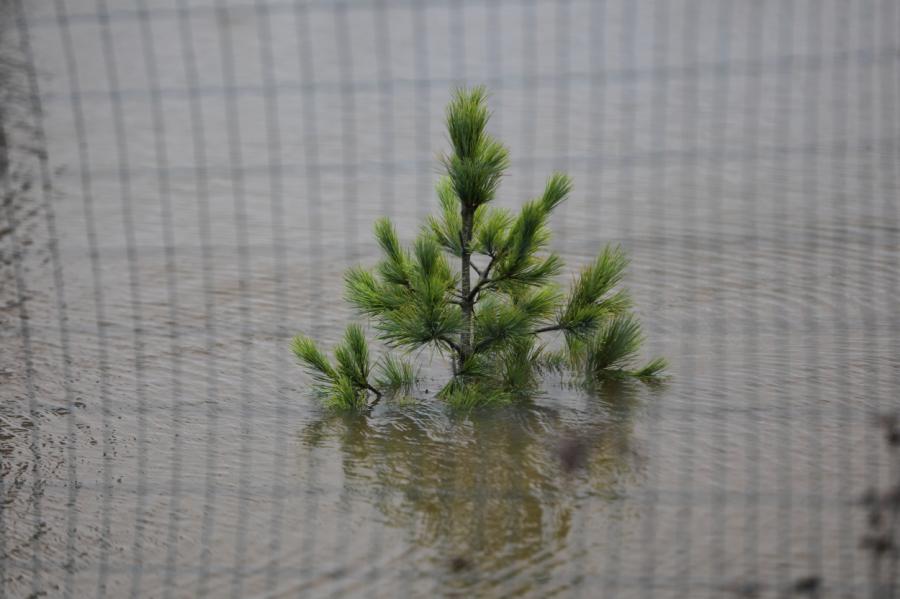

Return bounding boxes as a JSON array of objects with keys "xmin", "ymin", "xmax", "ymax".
[{"xmin": 1, "ymin": 0, "xmax": 899, "ymax": 597}]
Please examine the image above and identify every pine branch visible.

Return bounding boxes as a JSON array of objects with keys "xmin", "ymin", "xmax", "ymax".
[
  {"xmin": 552, "ymin": 245, "xmax": 632, "ymax": 339},
  {"xmin": 467, "ymin": 255, "xmax": 497, "ymax": 301},
  {"xmin": 291, "ymin": 335, "xmax": 337, "ymax": 386},
  {"xmin": 292, "ymin": 328, "xmax": 381, "ymax": 411},
  {"xmin": 532, "ymin": 323, "xmax": 566, "ymax": 335},
  {"xmin": 473, "ymin": 207, "xmax": 512, "ymax": 256},
  {"xmin": 439, "ymin": 336, "xmax": 462, "ymax": 355},
  {"xmin": 584, "ymin": 315, "xmax": 648, "ymax": 377},
  {"xmin": 334, "ymin": 324, "xmax": 373, "ymax": 390},
  {"xmin": 632, "ymin": 357, "xmax": 668, "ymax": 379}
]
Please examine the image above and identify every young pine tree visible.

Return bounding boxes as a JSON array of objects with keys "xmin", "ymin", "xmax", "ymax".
[{"xmin": 292, "ymin": 87, "xmax": 665, "ymax": 410}]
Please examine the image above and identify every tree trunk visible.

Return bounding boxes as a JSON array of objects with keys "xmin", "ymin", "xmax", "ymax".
[{"xmin": 459, "ymin": 207, "xmax": 474, "ymax": 364}]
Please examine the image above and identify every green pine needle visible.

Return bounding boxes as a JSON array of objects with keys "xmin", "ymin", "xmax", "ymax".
[
  {"xmin": 377, "ymin": 296, "xmax": 463, "ymax": 351},
  {"xmin": 427, "ymin": 178, "xmax": 465, "ymax": 256},
  {"xmin": 293, "ymin": 333, "xmax": 374, "ymax": 411},
  {"xmin": 493, "ymin": 336, "xmax": 543, "ymax": 394},
  {"xmin": 439, "ymin": 379, "xmax": 512, "ymax": 411},
  {"xmin": 441, "ymin": 86, "xmax": 510, "ymax": 209},
  {"xmin": 585, "ymin": 315, "xmax": 647, "ymax": 379},
  {"xmin": 291, "ymin": 335, "xmax": 337, "ymax": 386},
  {"xmin": 556, "ymin": 245, "xmax": 632, "ymax": 339},
  {"xmin": 441, "ymin": 141, "xmax": 510, "ymax": 210},
  {"xmin": 412, "ymin": 234, "xmax": 449, "ymax": 281},
  {"xmin": 473, "ymin": 296, "xmax": 532, "ymax": 353},
  {"xmin": 473, "ymin": 207, "xmax": 512, "ymax": 256},
  {"xmin": 632, "ymin": 357, "xmax": 668, "ymax": 379},
  {"xmin": 333, "ymin": 324, "xmax": 372, "ymax": 388},
  {"xmin": 570, "ymin": 245, "xmax": 630, "ymax": 308},
  {"xmin": 322, "ymin": 374, "xmax": 369, "ymax": 411},
  {"xmin": 514, "ymin": 285, "xmax": 564, "ymax": 323},
  {"xmin": 374, "ymin": 218, "xmax": 411, "ymax": 287},
  {"xmin": 445, "ymin": 86, "xmax": 490, "ymax": 160},
  {"xmin": 540, "ymin": 172, "xmax": 573, "ymax": 213},
  {"xmin": 345, "ymin": 266, "xmax": 404, "ymax": 317},
  {"xmin": 375, "ymin": 354, "xmax": 418, "ymax": 393}
]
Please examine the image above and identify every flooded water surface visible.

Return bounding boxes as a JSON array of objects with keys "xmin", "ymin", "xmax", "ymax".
[{"xmin": 2, "ymin": 0, "xmax": 899, "ymax": 597}]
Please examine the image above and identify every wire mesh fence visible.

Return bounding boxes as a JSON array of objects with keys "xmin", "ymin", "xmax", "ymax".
[{"xmin": 1, "ymin": 0, "xmax": 898, "ymax": 596}]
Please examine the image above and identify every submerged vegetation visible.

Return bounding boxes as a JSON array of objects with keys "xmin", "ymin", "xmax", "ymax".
[{"xmin": 292, "ymin": 87, "xmax": 665, "ymax": 410}]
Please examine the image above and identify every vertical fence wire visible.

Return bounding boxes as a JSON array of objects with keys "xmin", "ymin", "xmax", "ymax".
[
  {"xmin": 802, "ymin": 1, "xmax": 825, "ymax": 586},
  {"xmin": 831, "ymin": 0, "xmax": 855, "ymax": 589},
  {"xmin": 705, "ymin": 1, "xmax": 732, "ymax": 595},
  {"xmin": 11, "ymin": 1, "xmax": 73, "ymax": 597},
  {"xmin": 48, "ymin": 1, "xmax": 108, "ymax": 596}
]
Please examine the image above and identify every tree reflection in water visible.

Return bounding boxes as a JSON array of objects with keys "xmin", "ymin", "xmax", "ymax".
[{"xmin": 299, "ymin": 380, "xmax": 656, "ymax": 587}]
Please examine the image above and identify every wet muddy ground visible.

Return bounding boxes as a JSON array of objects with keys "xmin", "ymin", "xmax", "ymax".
[{"xmin": 2, "ymin": 0, "xmax": 899, "ymax": 596}]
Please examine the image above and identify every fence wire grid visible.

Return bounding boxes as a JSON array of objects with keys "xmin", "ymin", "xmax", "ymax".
[{"xmin": 1, "ymin": 0, "xmax": 899, "ymax": 597}]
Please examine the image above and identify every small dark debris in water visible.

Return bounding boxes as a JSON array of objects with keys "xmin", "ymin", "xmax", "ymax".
[
  {"xmin": 888, "ymin": 429, "xmax": 900, "ymax": 447},
  {"xmin": 861, "ymin": 487, "xmax": 878, "ymax": 507},
  {"xmin": 1, "ymin": 298, "xmax": 25, "ymax": 311},
  {"xmin": 860, "ymin": 533, "xmax": 895, "ymax": 556},
  {"xmin": 877, "ymin": 413, "xmax": 900, "ymax": 446},
  {"xmin": 883, "ymin": 484, "xmax": 900, "ymax": 508},
  {"xmin": 558, "ymin": 437, "xmax": 587, "ymax": 473},
  {"xmin": 879, "ymin": 413, "xmax": 898, "ymax": 429},
  {"xmin": 449, "ymin": 556, "xmax": 471, "ymax": 572},
  {"xmin": 869, "ymin": 508, "xmax": 883, "ymax": 528},
  {"xmin": 861, "ymin": 485, "xmax": 900, "ymax": 513},
  {"xmin": 792, "ymin": 575, "xmax": 821, "ymax": 595},
  {"xmin": 724, "ymin": 581, "xmax": 760, "ymax": 597},
  {"xmin": 29, "ymin": 521, "xmax": 48, "ymax": 542}
]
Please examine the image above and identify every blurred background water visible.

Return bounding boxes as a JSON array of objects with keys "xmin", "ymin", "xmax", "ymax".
[{"xmin": 1, "ymin": 0, "xmax": 899, "ymax": 596}]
